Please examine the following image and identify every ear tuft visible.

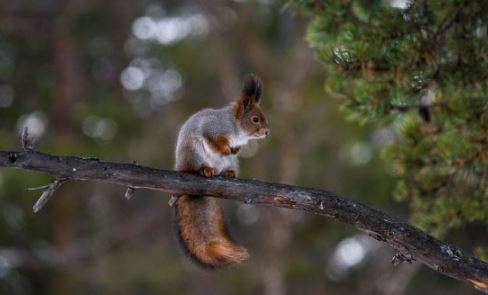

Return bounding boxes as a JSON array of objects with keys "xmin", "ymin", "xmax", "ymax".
[{"xmin": 241, "ymin": 73, "xmax": 262, "ymax": 104}]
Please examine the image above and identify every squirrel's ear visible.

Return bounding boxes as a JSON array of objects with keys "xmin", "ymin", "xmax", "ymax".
[
  {"xmin": 241, "ymin": 96, "xmax": 251, "ymax": 111},
  {"xmin": 242, "ymin": 73, "xmax": 262, "ymax": 105},
  {"xmin": 234, "ymin": 95, "xmax": 251, "ymax": 118}
]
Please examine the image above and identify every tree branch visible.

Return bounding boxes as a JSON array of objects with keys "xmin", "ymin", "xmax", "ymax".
[
  {"xmin": 32, "ymin": 178, "xmax": 67, "ymax": 213},
  {"xmin": 1, "ymin": 150, "xmax": 488, "ymax": 293}
]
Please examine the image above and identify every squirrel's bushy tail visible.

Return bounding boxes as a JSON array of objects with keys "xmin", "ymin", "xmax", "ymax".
[{"xmin": 174, "ymin": 195, "xmax": 249, "ymax": 269}]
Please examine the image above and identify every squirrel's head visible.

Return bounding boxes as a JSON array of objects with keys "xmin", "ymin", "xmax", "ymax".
[{"xmin": 233, "ymin": 73, "xmax": 270, "ymax": 139}]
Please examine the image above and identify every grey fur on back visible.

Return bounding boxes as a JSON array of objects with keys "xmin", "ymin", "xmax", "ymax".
[{"xmin": 174, "ymin": 105, "xmax": 251, "ymax": 174}]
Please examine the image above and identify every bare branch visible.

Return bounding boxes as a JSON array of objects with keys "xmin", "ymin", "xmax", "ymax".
[
  {"xmin": 392, "ymin": 253, "xmax": 412, "ymax": 266},
  {"xmin": 21, "ymin": 127, "xmax": 36, "ymax": 151},
  {"xmin": 124, "ymin": 187, "xmax": 135, "ymax": 200},
  {"xmin": 26, "ymin": 184, "xmax": 51, "ymax": 191},
  {"xmin": 124, "ymin": 160, "xmax": 138, "ymax": 200},
  {"xmin": 168, "ymin": 195, "xmax": 178, "ymax": 207},
  {"xmin": 0, "ymin": 150, "xmax": 487, "ymax": 292},
  {"xmin": 32, "ymin": 178, "xmax": 67, "ymax": 213}
]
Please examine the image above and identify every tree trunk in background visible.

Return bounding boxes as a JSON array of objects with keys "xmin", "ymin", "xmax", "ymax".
[
  {"xmin": 261, "ymin": 45, "xmax": 315, "ymax": 295},
  {"xmin": 107, "ymin": 0, "xmax": 139, "ymax": 99},
  {"xmin": 52, "ymin": 10, "xmax": 84, "ymax": 294}
]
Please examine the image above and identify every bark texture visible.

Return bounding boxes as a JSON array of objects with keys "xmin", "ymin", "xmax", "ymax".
[{"xmin": 1, "ymin": 150, "xmax": 488, "ymax": 293}]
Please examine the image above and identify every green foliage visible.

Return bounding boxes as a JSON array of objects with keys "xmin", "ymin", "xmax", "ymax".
[
  {"xmin": 2, "ymin": 1, "xmax": 397, "ymax": 293},
  {"xmin": 291, "ymin": 0, "xmax": 488, "ymax": 235},
  {"xmin": 1, "ymin": 0, "xmax": 486, "ymax": 293}
]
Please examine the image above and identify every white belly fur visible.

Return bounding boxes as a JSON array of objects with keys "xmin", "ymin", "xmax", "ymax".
[{"xmin": 199, "ymin": 136, "xmax": 235, "ymax": 173}]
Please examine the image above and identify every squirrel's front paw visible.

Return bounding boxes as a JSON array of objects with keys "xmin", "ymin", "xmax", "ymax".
[
  {"xmin": 199, "ymin": 166, "xmax": 215, "ymax": 177},
  {"xmin": 230, "ymin": 146, "xmax": 242, "ymax": 155},
  {"xmin": 221, "ymin": 145, "xmax": 232, "ymax": 155},
  {"xmin": 220, "ymin": 170, "xmax": 236, "ymax": 178}
]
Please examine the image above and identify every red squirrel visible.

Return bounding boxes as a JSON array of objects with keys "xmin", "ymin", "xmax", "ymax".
[{"xmin": 173, "ymin": 74, "xmax": 270, "ymax": 269}]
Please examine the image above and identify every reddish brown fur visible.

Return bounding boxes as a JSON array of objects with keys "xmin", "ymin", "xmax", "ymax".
[
  {"xmin": 174, "ymin": 144, "xmax": 248, "ymax": 268},
  {"xmin": 176, "ymin": 158, "xmax": 197, "ymax": 172},
  {"xmin": 175, "ymin": 196, "xmax": 249, "ymax": 268},
  {"xmin": 232, "ymin": 75, "xmax": 269, "ymax": 139},
  {"xmin": 199, "ymin": 165, "xmax": 214, "ymax": 177},
  {"xmin": 220, "ymin": 169, "xmax": 236, "ymax": 178},
  {"xmin": 205, "ymin": 134, "xmax": 232, "ymax": 155},
  {"xmin": 233, "ymin": 99, "xmax": 269, "ymax": 137},
  {"xmin": 173, "ymin": 74, "xmax": 267, "ymax": 269},
  {"xmin": 174, "ymin": 157, "xmax": 247, "ymax": 268},
  {"xmin": 233, "ymin": 100, "xmax": 245, "ymax": 119}
]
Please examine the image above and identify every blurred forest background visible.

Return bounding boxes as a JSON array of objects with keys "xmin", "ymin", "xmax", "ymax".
[{"xmin": 0, "ymin": 0, "xmax": 486, "ymax": 294}]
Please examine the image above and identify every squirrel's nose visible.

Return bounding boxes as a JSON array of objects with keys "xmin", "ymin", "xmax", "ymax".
[{"xmin": 264, "ymin": 128, "xmax": 270, "ymax": 136}]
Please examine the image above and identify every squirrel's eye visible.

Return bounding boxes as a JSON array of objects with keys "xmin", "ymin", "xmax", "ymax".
[{"xmin": 251, "ymin": 116, "xmax": 260, "ymax": 123}]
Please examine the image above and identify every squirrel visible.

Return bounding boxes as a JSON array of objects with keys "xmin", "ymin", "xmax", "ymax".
[{"xmin": 173, "ymin": 73, "xmax": 270, "ymax": 269}]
